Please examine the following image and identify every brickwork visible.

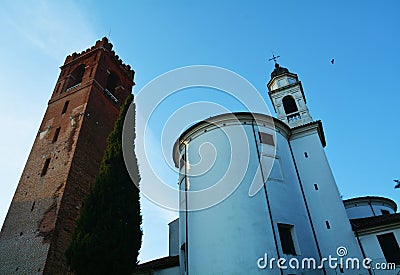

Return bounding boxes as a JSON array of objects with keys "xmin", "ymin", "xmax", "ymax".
[{"xmin": 0, "ymin": 37, "xmax": 134, "ymax": 274}]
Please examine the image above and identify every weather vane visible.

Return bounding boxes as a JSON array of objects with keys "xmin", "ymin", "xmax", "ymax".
[{"xmin": 268, "ymin": 53, "xmax": 280, "ymax": 65}]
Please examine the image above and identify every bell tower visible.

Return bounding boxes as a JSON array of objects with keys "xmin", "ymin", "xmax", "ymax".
[
  {"xmin": 267, "ymin": 62, "xmax": 313, "ymax": 128},
  {"xmin": 0, "ymin": 38, "xmax": 135, "ymax": 274}
]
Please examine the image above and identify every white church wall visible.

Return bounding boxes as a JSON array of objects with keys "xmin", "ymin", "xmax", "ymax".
[
  {"xmin": 168, "ymin": 219, "xmax": 179, "ymax": 256},
  {"xmin": 358, "ymin": 228, "xmax": 400, "ymax": 274},
  {"xmin": 178, "ymin": 120, "xmax": 280, "ymax": 274},
  {"xmin": 259, "ymin": 127, "xmax": 321, "ymax": 265},
  {"xmin": 289, "ymin": 127, "xmax": 365, "ymax": 274}
]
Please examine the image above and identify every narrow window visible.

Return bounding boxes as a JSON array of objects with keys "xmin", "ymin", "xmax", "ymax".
[
  {"xmin": 381, "ymin": 209, "xmax": 390, "ymax": 215},
  {"xmin": 62, "ymin": 101, "xmax": 69, "ymax": 114},
  {"xmin": 314, "ymin": 184, "xmax": 319, "ymax": 190},
  {"xmin": 259, "ymin": 132, "xmax": 275, "ymax": 146},
  {"xmin": 52, "ymin": 127, "xmax": 61, "ymax": 143},
  {"xmin": 277, "ymin": 223, "xmax": 297, "ymax": 255},
  {"xmin": 41, "ymin": 158, "xmax": 51, "ymax": 177},
  {"xmin": 55, "ymin": 83, "xmax": 60, "ymax": 93},
  {"xmin": 282, "ymin": 95, "xmax": 298, "ymax": 114},
  {"xmin": 377, "ymin": 233, "xmax": 400, "ymax": 264},
  {"xmin": 325, "ymin": 220, "xmax": 331, "ymax": 229},
  {"xmin": 89, "ymin": 67, "xmax": 94, "ymax": 77}
]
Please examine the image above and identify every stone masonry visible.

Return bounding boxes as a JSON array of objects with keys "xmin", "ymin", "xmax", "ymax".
[{"xmin": 0, "ymin": 37, "xmax": 134, "ymax": 274}]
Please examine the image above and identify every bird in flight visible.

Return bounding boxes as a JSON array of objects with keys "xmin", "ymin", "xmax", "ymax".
[
  {"xmin": 331, "ymin": 59, "xmax": 335, "ymax": 64},
  {"xmin": 394, "ymin": 179, "xmax": 400, "ymax": 189}
]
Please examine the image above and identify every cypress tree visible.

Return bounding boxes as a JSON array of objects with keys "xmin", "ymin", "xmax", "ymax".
[{"xmin": 66, "ymin": 94, "xmax": 142, "ymax": 274}]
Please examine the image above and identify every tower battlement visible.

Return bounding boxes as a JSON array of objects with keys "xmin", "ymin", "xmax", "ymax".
[{"xmin": 64, "ymin": 37, "xmax": 134, "ymax": 80}]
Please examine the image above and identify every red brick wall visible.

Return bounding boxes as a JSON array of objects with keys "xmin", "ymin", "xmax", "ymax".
[{"xmin": 0, "ymin": 38, "xmax": 134, "ymax": 275}]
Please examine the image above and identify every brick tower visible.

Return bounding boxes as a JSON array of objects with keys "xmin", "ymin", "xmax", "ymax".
[{"xmin": 0, "ymin": 38, "xmax": 135, "ymax": 274}]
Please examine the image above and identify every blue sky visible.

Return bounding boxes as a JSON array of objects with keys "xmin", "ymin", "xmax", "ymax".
[{"xmin": 0, "ymin": 0, "xmax": 399, "ymax": 263}]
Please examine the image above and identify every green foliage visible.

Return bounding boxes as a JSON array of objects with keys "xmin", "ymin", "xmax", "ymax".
[{"xmin": 66, "ymin": 95, "xmax": 142, "ymax": 275}]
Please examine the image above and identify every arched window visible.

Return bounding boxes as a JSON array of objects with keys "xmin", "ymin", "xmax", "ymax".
[
  {"xmin": 106, "ymin": 72, "xmax": 121, "ymax": 94},
  {"xmin": 63, "ymin": 64, "xmax": 85, "ymax": 92},
  {"xmin": 282, "ymin": 95, "xmax": 298, "ymax": 114}
]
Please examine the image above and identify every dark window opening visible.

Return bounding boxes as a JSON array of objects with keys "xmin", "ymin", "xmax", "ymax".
[
  {"xmin": 377, "ymin": 233, "xmax": 400, "ymax": 265},
  {"xmin": 63, "ymin": 64, "xmax": 85, "ymax": 92},
  {"xmin": 52, "ymin": 127, "xmax": 61, "ymax": 143},
  {"xmin": 106, "ymin": 72, "xmax": 121, "ymax": 94},
  {"xmin": 325, "ymin": 220, "xmax": 331, "ymax": 229},
  {"xmin": 62, "ymin": 101, "xmax": 69, "ymax": 114},
  {"xmin": 314, "ymin": 184, "xmax": 319, "ymax": 190},
  {"xmin": 41, "ymin": 158, "xmax": 51, "ymax": 177},
  {"xmin": 282, "ymin": 95, "xmax": 298, "ymax": 114},
  {"xmin": 55, "ymin": 83, "xmax": 60, "ymax": 93},
  {"xmin": 278, "ymin": 223, "xmax": 297, "ymax": 255},
  {"xmin": 31, "ymin": 201, "xmax": 35, "ymax": 212},
  {"xmin": 259, "ymin": 132, "xmax": 275, "ymax": 146},
  {"xmin": 381, "ymin": 209, "xmax": 390, "ymax": 215}
]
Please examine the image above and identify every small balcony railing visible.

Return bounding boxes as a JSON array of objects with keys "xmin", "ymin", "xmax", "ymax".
[
  {"xmin": 287, "ymin": 113, "xmax": 301, "ymax": 123},
  {"xmin": 65, "ymin": 82, "xmax": 81, "ymax": 92},
  {"xmin": 104, "ymin": 89, "xmax": 118, "ymax": 103}
]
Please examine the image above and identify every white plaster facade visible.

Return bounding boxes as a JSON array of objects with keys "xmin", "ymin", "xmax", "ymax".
[
  {"xmin": 135, "ymin": 64, "xmax": 400, "ymax": 275},
  {"xmin": 173, "ymin": 112, "xmax": 367, "ymax": 274},
  {"xmin": 356, "ymin": 228, "xmax": 400, "ymax": 275}
]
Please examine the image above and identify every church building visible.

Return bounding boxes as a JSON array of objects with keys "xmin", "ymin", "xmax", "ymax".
[
  {"xmin": 0, "ymin": 39, "xmax": 399, "ymax": 275},
  {"xmin": 136, "ymin": 63, "xmax": 400, "ymax": 274}
]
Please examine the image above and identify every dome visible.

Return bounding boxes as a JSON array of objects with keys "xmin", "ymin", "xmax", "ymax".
[{"xmin": 270, "ymin": 63, "xmax": 289, "ymax": 78}]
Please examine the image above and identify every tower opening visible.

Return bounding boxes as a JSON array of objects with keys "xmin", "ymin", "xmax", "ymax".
[
  {"xmin": 282, "ymin": 95, "xmax": 298, "ymax": 114},
  {"xmin": 63, "ymin": 64, "xmax": 85, "ymax": 92},
  {"xmin": 106, "ymin": 72, "xmax": 121, "ymax": 94}
]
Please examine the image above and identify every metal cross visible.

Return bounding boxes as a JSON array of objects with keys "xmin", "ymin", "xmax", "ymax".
[{"xmin": 268, "ymin": 53, "xmax": 280, "ymax": 65}]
